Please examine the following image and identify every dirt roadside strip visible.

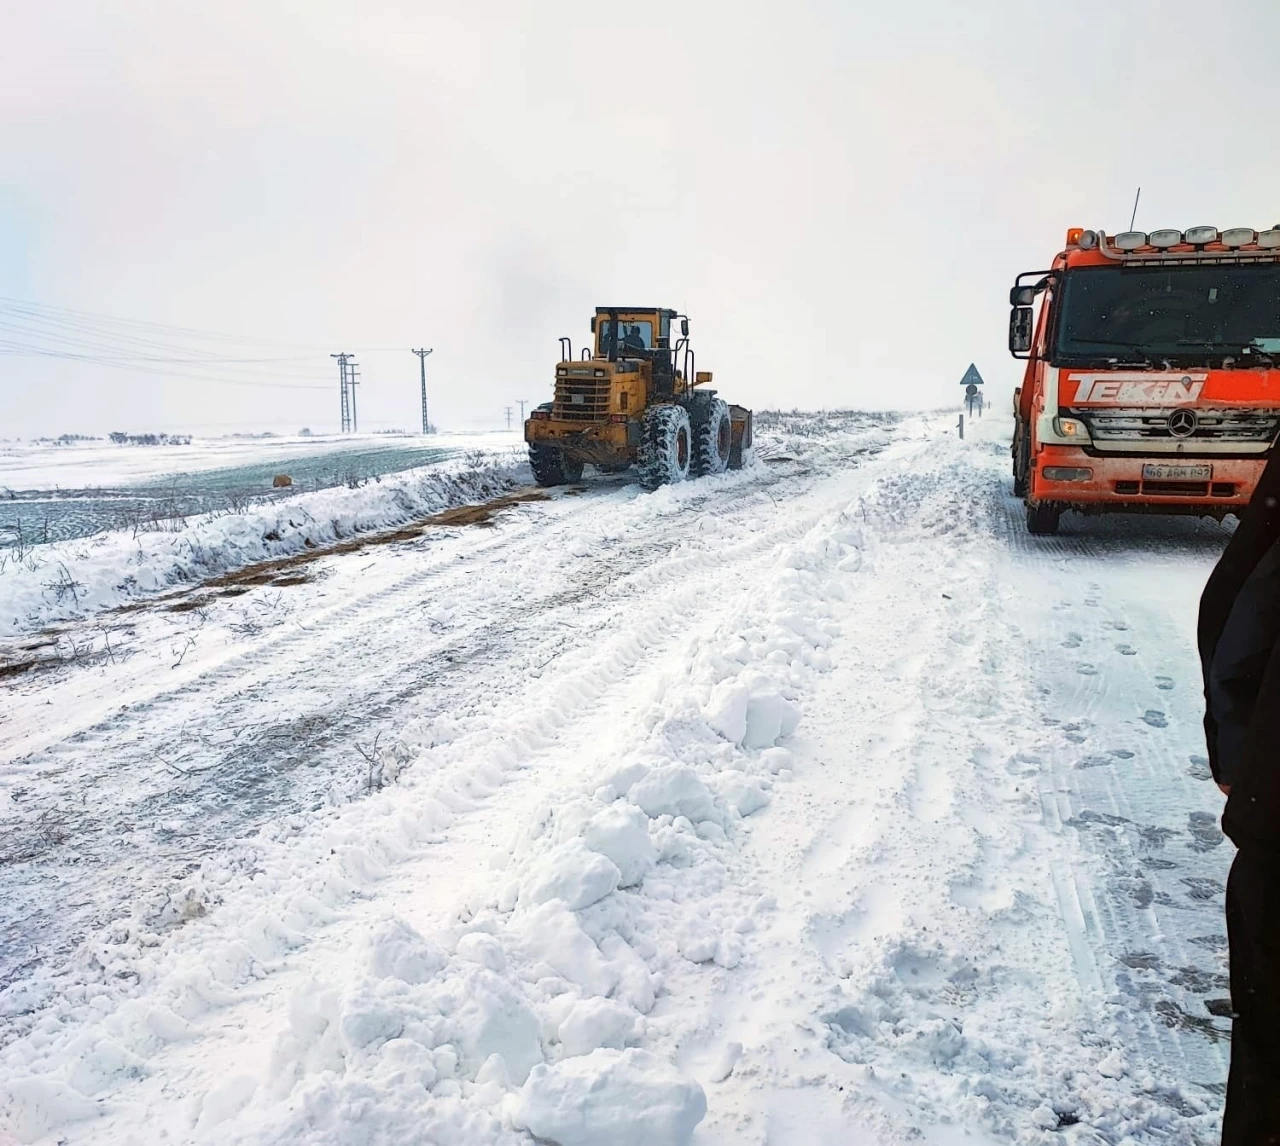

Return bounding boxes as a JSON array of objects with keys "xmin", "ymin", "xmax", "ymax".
[{"xmin": 0, "ymin": 487, "xmax": 555, "ymax": 679}]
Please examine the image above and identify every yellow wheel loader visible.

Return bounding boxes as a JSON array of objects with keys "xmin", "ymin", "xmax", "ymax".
[{"xmin": 524, "ymin": 307, "xmax": 753, "ymax": 490}]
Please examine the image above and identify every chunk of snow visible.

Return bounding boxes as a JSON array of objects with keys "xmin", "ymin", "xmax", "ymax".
[
  {"xmin": 367, "ymin": 917, "xmax": 447, "ymax": 985},
  {"xmin": 519, "ymin": 840, "xmax": 622, "ymax": 911},
  {"xmin": 629, "ymin": 765, "xmax": 715, "ymax": 823},
  {"xmin": 557, "ymin": 997, "xmax": 642, "ymax": 1057},
  {"xmin": 703, "ymin": 680, "xmax": 751, "ymax": 744},
  {"xmin": 583, "ymin": 803, "xmax": 656, "ymax": 888},
  {"xmin": 455, "ymin": 931, "xmax": 507, "ymax": 972},
  {"xmin": 509, "ymin": 1048, "xmax": 706, "ymax": 1146},
  {"xmin": 515, "ymin": 901, "xmax": 619, "ymax": 997},
  {"xmin": 743, "ymin": 690, "xmax": 801, "ymax": 749},
  {"xmin": 445, "ymin": 969, "xmax": 543, "ymax": 1085},
  {"xmin": 716, "ymin": 774, "xmax": 772, "ymax": 817}
]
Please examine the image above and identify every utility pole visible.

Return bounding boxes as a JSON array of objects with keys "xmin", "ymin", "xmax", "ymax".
[
  {"xmin": 331, "ymin": 353, "xmax": 356, "ymax": 434},
  {"xmin": 504, "ymin": 406, "xmax": 513, "ymax": 430},
  {"xmin": 412, "ymin": 348, "xmax": 434, "ymax": 434},
  {"xmin": 517, "ymin": 399, "xmax": 528, "ymax": 422},
  {"xmin": 348, "ymin": 358, "xmax": 359, "ymax": 433}
]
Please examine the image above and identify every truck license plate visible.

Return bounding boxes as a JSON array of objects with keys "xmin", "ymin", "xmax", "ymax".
[{"xmin": 1142, "ymin": 463, "xmax": 1212, "ymax": 481}]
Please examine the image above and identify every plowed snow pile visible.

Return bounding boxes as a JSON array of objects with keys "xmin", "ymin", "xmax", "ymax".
[{"xmin": 0, "ymin": 411, "xmax": 1233, "ymax": 1145}]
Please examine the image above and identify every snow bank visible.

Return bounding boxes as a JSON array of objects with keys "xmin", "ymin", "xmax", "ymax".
[{"xmin": 0, "ymin": 448, "xmax": 526, "ymax": 638}]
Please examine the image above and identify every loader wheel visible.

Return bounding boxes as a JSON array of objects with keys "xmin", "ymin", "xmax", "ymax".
[
  {"xmin": 529, "ymin": 443, "xmax": 584, "ymax": 486},
  {"xmin": 637, "ymin": 405, "xmax": 692, "ymax": 490},
  {"xmin": 1025, "ymin": 502, "xmax": 1061, "ymax": 536},
  {"xmin": 691, "ymin": 397, "xmax": 732, "ymax": 477}
]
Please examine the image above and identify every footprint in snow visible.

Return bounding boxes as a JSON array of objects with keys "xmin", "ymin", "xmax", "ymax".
[
  {"xmin": 1061, "ymin": 633, "xmax": 1083, "ymax": 649},
  {"xmin": 1116, "ymin": 644, "xmax": 1138, "ymax": 656},
  {"xmin": 1111, "ymin": 749, "xmax": 1136, "ymax": 759},
  {"xmin": 1106, "ymin": 620, "xmax": 1132, "ymax": 632},
  {"xmin": 1142, "ymin": 710, "xmax": 1168, "ymax": 729},
  {"xmin": 1189, "ymin": 933, "xmax": 1229, "ymax": 951},
  {"xmin": 1188, "ymin": 812, "xmax": 1225, "ymax": 852},
  {"xmin": 1182, "ymin": 876, "xmax": 1223, "ymax": 901},
  {"xmin": 1078, "ymin": 663, "xmax": 1099, "ymax": 676},
  {"xmin": 1155, "ymin": 675, "xmax": 1175, "ymax": 691}
]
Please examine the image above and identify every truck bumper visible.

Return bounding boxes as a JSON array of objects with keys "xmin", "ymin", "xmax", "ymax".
[
  {"xmin": 1030, "ymin": 445, "xmax": 1265, "ymax": 514},
  {"xmin": 524, "ymin": 417, "xmax": 637, "ymax": 466}
]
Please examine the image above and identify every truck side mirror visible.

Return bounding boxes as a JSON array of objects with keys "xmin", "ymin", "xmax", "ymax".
[
  {"xmin": 1008, "ymin": 307, "xmax": 1034, "ymax": 355},
  {"xmin": 680, "ymin": 318, "xmax": 689, "ymax": 337},
  {"xmin": 1009, "ymin": 285, "xmax": 1036, "ymax": 307},
  {"xmin": 590, "ymin": 317, "xmax": 597, "ymax": 334}
]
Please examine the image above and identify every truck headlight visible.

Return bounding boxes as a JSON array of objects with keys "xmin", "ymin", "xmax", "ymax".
[{"xmin": 1052, "ymin": 417, "xmax": 1089, "ymax": 440}]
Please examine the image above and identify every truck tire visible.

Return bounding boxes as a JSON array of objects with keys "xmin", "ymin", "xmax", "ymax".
[
  {"xmin": 1025, "ymin": 502, "xmax": 1061, "ymax": 536},
  {"xmin": 637, "ymin": 404, "xmax": 692, "ymax": 490},
  {"xmin": 529, "ymin": 443, "xmax": 584, "ymax": 486},
  {"xmin": 1012, "ymin": 430, "xmax": 1029, "ymax": 497},
  {"xmin": 691, "ymin": 397, "xmax": 732, "ymax": 477}
]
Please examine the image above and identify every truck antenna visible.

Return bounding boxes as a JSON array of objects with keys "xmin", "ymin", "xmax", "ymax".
[{"xmin": 1129, "ymin": 186, "xmax": 1141, "ymax": 231}]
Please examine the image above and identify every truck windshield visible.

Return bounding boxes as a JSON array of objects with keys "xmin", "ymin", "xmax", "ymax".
[{"xmin": 1054, "ymin": 264, "xmax": 1280, "ymax": 363}]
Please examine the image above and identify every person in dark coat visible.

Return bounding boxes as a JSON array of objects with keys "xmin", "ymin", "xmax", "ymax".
[{"xmin": 1199, "ymin": 452, "xmax": 1280, "ymax": 1146}]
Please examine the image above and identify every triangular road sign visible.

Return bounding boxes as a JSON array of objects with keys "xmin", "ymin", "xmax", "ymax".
[{"xmin": 959, "ymin": 363, "xmax": 984, "ymax": 387}]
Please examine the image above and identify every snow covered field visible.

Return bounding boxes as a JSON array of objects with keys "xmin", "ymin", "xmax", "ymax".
[
  {"xmin": 0, "ymin": 433, "xmax": 521, "ymax": 492},
  {"xmin": 0, "ymin": 411, "xmax": 1234, "ymax": 1144}
]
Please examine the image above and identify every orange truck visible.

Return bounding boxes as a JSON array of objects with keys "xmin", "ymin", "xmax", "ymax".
[{"xmin": 1008, "ymin": 226, "xmax": 1280, "ymax": 534}]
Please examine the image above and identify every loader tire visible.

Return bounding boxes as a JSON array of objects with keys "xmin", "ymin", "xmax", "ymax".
[
  {"xmin": 691, "ymin": 397, "xmax": 732, "ymax": 477},
  {"xmin": 1025, "ymin": 502, "xmax": 1061, "ymax": 536},
  {"xmin": 529, "ymin": 443, "xmax": 584, "ymax": 486},
  {"xmin": 637, "ymin": 404, "xmax": 692, "ymax": 490}
]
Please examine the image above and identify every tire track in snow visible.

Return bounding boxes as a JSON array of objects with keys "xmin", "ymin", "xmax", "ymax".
[
  {"xmin": 998, "ymin": 481, "xmax": 1234, "ymax": 1108},
  {"xmin": 0, "ymin": 424, "xmax": 897, "ymax": 1014}
]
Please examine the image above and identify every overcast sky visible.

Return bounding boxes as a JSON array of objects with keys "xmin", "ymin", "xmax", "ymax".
[{"xmin": 3, "ymin": 0, "xmax": 1279, "ymax": 437}]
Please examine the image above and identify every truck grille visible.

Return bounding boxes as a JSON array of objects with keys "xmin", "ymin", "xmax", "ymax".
[
  {"xmin": 1072, "ymin": 407, "xmax": 1280, "ymax": 443},
  {"xmin": 554, "ymin": 375, "xmax": 610, "ymax": 422}
]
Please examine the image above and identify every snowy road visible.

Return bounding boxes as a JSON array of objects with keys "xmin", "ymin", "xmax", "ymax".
[{"xmin": 0, "ymin": 412, "xmax": 1234, "ymax": 1145}]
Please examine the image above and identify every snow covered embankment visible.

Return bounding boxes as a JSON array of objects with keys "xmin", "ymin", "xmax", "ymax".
[{"xmin": 0, "ymin": 450, "xmax": 526, "ymax": 639}]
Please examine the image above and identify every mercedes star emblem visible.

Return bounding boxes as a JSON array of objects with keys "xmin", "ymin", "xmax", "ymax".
[{"xmin": 1167, "ymin": 408, "xmax": 1198, "ymax": 438}]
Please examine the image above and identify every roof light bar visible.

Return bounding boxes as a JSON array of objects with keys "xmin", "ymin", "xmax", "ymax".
[
  {"xmin": 1148, "ymin": 229, "xmax": 1182, "ymax": 248},
  {"xmin": 1114, "ymin": 231, "xmax": 1147, "ymax": 250},
  {"xmin": 1184, "ymin": 226, "xmax": 1219, "ymax": 245},
  {"xmin": 1258, "ymin": 229, "xmax": 1280, "ymax": 249},
  {"xmin": 1221, "ymin": 227, "xmax": 1256, "ymax": 248}
]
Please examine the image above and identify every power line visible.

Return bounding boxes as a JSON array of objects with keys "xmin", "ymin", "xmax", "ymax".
[
  {"xmin": 0, "ymin": 295, "xmax": 332, "ymax": 351},
  {"xmin": 0, "ymin": 339, "xmax": 332, "ymax": 391}
]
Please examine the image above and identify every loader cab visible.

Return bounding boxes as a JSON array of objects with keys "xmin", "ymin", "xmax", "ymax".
[{"xmin": 592, "ymin": 308, "xmax": 682, "ymax": 360}]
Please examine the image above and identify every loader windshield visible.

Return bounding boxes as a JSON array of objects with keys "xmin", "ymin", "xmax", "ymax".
[
  {"xmin": 598, "ymin": 320, "xmax": 654, "ymax": 353},
  {"xmin": 1054, "ymin": 263, "xmax": 1280, "ymax": 364}
]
